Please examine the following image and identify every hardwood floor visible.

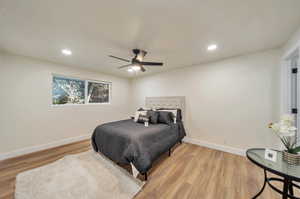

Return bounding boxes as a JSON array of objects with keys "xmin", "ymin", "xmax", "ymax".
[
  {"xmin": 0, "ymin": 140, "xmax": 91, "ymax": 199},
  {"xmin": 0, "ymin": 140, "xmax": 297, "ymax": 199}
]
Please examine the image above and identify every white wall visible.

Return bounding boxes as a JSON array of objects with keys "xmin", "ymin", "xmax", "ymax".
[
  {"xmin": 284, "ymin": 25, "xmax": 300, "ymax": 54},
  {"xmin": 132, "ymin": 49, "xmax": 281, "ymax": 150},
  {"xmin": 0, "ymin": 48, "xmax": 283, "ymax": 156},
  {"xmin": 0, "ymin": 52, "xmax": 132, "ymax": 154}
]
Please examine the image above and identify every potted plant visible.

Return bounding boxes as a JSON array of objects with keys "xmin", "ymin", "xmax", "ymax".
[{"xmin": 269, "ymin": 114, "xmax": 299, "ymax": 165}]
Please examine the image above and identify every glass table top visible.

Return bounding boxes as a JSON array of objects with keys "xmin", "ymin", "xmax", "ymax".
[{"xmin": 247, "ymin": 148, "xmax": 300, "ymax": 180}]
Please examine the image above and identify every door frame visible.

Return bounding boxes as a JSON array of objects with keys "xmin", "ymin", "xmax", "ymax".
[
  {"xmin": 281, "ymin": 43, "xmax": 300, "ymax": 115},
  {"xmin": 281, "ymin": 42, "xmax": 300, "ymax": 143}
]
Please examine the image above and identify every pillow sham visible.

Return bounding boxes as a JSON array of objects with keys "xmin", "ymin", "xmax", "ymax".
[
  {"xmin": 137, "ymin": 107, "xmax": 151, "ymax": 111},
  {"xmin": 137, "ymin": 115, "xmax": 150, "ymax": 124},
  {"xmin": 157, "ymin": 109, "xmax": 178, "ymax": 123},
  {"xmin": 134, "ymin": 110, "xmax": 147, "ymax": 122},
  {"xmin": 147, "ymin": 110, "xmax": 159, "ymax": 124},
  {"xmin": 157, "ymin": 111, "xmax": 173, "ymax": 125},
  {"xmin": 158, "ymin": 108, "xmax": 182, "ymax": 123}
]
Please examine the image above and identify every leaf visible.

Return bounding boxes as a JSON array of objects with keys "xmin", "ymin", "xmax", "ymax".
[
  {"xmin": 288, "ymin": 149, "xmax": 296, "ymax": 154},
  {"xmin": 279, "ymin": 137, "xmax": 290, "ymax": 150},
  {"xmin": 291, "ymin": 146, "xmax": 300, "ymax": 154}
]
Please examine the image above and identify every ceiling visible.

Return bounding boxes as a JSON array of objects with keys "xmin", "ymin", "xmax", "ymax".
[{"xmin": 1, "ymin": 0, "xmax": 300, "ymax": 78}]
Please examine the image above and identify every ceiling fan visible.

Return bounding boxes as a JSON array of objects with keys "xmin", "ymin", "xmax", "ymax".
[{"xmin": 109, "ymin": 49, "xmax": 163, "ymax": 72}]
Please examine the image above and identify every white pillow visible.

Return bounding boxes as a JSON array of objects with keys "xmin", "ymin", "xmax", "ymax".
[
  {"xmin": 140, "ymin": 107, "xmax": 151, "ymax": 111},
  {"xmin": 159, "ymin": 109, "xmax": 177, "ymax": 123},
  {"xmin": 134, "ymin": 111, "xmax": 147, "ymax": 122}
]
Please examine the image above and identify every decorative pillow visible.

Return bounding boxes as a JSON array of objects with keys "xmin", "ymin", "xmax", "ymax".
[
  {"xmin": 134, "ymin": 111, "xmax": 147, "ymax": 122},
  {"xmin": 159, "ymin": 109, "xmax": 177, "ymax": 124},
  {"xmin": 137, "ymin": 115, "xmax": 150, "ymax": 124},
  {"xmin": 137, "ymin": 107, "xmax": 151, "ymax": 111},
  {"xmin": 147, "ymin": 110, "xmax": 159, "ymax": 124},
  {"xmin": 157, "ymin": 109, "xmax": 179, "ymax": 123},
  {"xmin": 157, "ymin": 111, "xmax": 173, "ymax": 125}
]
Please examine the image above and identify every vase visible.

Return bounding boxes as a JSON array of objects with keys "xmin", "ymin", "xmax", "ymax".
[{"xmin": 282, "ymin": 151, "xmax": 300, "ymax": 165}]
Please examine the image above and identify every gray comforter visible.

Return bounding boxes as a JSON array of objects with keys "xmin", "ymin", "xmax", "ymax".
[{"xmin": 91, "ymin": 119, "xmax": 186, "ymax": 173}]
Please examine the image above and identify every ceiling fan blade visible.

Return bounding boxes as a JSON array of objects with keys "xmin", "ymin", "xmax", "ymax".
[
  {"xmin": 109, "ymin": 55, "xmax": 130, "ymax": 62},
  {"xmin": 118, "ymin": 64, "xmax": 132, "ymax": 69},
  {"xmin": 140, "ymin": 65, "xmax": 146, "ymax": 72},
  {"xmin": 140, "ymin": 62, "xmax": 163, "ymax": 66}
]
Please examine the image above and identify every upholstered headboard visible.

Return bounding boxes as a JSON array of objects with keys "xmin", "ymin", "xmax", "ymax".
[{"xmin": 145, "ymin": 96, "xmax": 185, "ymax": 121}]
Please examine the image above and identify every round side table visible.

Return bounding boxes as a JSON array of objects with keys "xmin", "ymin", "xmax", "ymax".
[{"xmin": 247, "ymin": 148, "xmax": 300, "ymax": 199}]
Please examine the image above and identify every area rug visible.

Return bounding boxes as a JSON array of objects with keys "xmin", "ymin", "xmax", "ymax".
[{"xmin": 15, "ymin": 151, "xmax": 144, "ymax": 199}]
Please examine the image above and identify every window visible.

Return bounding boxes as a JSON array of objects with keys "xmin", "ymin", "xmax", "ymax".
[
  {"xmin": 52, "ymin": 75, "xmax": 111, "ymax": 105},
  {"xmin": 87, "ymin": 81, "xmax": 110, "ymax": 104}
]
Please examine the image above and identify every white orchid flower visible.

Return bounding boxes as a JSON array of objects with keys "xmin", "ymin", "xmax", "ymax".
[
  {"xmin": 279, "ymin": 126, "xmax": 289, "ymax": 133},
  {"xmin": 281, "ymin": 114, "xmax": 295, "ymax": 126},
  {"xmin": 281, "ymin": 114, "xmax": 295, "ymax": 122},
  {"xmin": 280, "ymin": 131, "xmax": 296, "ymax": 137},
  {"xmin": 270, "ymin": 123, "xmax": 280, "ymax": 132},
  {"xmin": 278, "ymin": 125, "xmax": 297, "ymax": 137},
  {"xmin": 269, "ymin": 114, "xmax": 298, "ymax": 152}
]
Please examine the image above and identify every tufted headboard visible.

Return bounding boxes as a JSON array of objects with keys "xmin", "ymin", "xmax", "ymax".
[{"xmin": 145, "ymin": 96, "xmax": 186, "ymax": 121}]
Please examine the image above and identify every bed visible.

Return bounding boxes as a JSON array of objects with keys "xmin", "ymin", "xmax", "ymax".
[{"xmin": 91, "ymin": 96, "xmax": 186, "ymax": 180}]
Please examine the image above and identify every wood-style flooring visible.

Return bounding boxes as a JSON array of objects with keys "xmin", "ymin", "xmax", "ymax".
[{"xmin": 0, "ymin": 140, "xmax": 297, "ymax": 199}]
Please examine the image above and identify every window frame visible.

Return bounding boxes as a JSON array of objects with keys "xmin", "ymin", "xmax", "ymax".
[
  {"xmin": 85, "ymin": 80, "xmax": 111, "ymax": 105},
  {"xmin": 51, "ymin": 74, "xmax": 112, "ymax": 106}
]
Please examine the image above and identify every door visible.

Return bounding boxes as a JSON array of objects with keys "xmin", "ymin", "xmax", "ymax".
[{"xmin": 289, "ymin": 50, "xmax": 300, "ymax": 143}]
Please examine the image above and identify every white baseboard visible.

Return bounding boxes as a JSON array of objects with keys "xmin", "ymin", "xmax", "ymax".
[
  {"xmin": 0, "ymin": 135, "xmax": 245, "ymax": 161},
  {"xmin": 183, "ymin": 137, "xmax": 246, "ymax": 156},
  {"xmin": 0, "ymin": 134, "xmax": 91, "ymax": 161}
]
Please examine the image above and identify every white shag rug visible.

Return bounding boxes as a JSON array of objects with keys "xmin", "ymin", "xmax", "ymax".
[{"xmin": 15, "ymin": 151, "xmax": 144, "ymax": 199}]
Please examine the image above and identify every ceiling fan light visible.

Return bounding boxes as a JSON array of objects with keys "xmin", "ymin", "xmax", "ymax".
[
  {"xmin": 131, "ymin": 65, "xmax": 141, "ymax": 71},
  {"xmin": 127, "ymin": 68, "xmax": 134, "ymax": 72}
]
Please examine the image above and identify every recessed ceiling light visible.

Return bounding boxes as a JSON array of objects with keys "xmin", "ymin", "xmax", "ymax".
[
  {"xmin": 61, "ymin": 49, "xmax": 72, "ymax": 55},
  {"xmin": 127, "ymin": 68, "xmax": 134, "ymax": 72},
  {"xmin": 207, "ymin": 44, "xmax": 218, "ymax": 51}
]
